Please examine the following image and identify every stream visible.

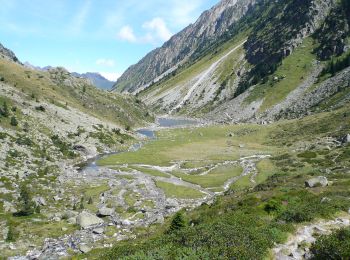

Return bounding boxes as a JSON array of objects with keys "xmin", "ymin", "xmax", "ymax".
[{"xmin": 79, "ymin": 117, "xmax": 202, "ymax": 172}]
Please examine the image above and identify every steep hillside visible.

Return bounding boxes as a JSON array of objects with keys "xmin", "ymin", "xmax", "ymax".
[
  {"xmin": 123, "ymin": 0, "xmax": 349, "ymax": 122},
  {"xmin": 113, "ymin": 0, "xmax": 259, "ymax": 93},
  {"xmin": 0, "ymin": 44, "xmax": 153, "ymax": 257}
]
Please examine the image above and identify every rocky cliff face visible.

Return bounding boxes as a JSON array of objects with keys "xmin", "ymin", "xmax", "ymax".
[
  {"xmin": 113, "ymin": 0, "xmax": 259, "ymax": 93},
  {"xmin": 0, "ymin": 43, "xmax": 19, "ymax": 63}
]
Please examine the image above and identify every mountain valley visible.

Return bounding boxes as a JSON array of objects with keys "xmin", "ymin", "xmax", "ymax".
[{"xmin": 0, "ymin": 0, "xmax": 350, "ymax": 259}]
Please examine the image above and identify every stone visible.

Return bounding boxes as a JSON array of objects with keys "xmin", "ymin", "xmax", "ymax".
[
  {"xmin": 305, "ymin": 176, "xmax": 328, "ymax": 188},
  {"xmin": 76, "ymin": 212, "xmax": 104, "ymax": 229},
  {"xmin": 97, "ymin": 207, "xmax": 114, "ymax": 217},
  {"xmin": 67, "ymin": 217, "xmax": 76, "ymax": 225},
  {"xmin": 121, "ymin": 220, "xmax": 131, "ymax": 226},
  {"xmin": 53, "ymin": 195, "xmax": 62, "ymax": 201},
  {"xmin": 3, "ymin": 201, "xmax": 16, "ymax": 213},
  {"xmin": 33, "ymin": 196, "xmax": 47, "ymax": 206},
  {"xmin": 341, "ymin": 134, "xmax": 350, "ymax": 144},
  {"xmin": 63, "ymin": 210, "xmax": 78, "ymax": 219},
  {"xmin": 239, "ymin": 144, "xmax": 245, "ymax": 148},
  {"xmin": 93, "ymin": 227, "xmax": 104, "ymax": 234},
  {"xmin": 79, "ymin": 244, "xmax": 91, "ymax": 253},
  {"xmin": 61, "ymin": 227, "xmax": 68, "ymax": 231}
]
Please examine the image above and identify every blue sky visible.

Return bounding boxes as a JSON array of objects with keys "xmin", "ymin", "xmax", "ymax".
[{"xmin": 0, "ymin": 0, "xmax": 218, "ymax": 81}]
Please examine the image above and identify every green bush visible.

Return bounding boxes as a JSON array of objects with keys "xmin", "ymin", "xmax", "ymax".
[
  {"xmin": 169, "ymin": 212, "xmax": 186, "ymax": 232},
  {"xmin": 310, "ymin": 228, "xmax": 350, "ymax": 259},
  {"xmin": 10, "ymin": 116, "xmax": 18, "ymax": 126}
]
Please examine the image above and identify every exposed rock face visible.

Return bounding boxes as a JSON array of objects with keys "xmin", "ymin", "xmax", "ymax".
[
  {"xmin": 113, "ymin": 0, "xmax": 259, "ymax": 93},
  {"xmin": 305, "ymin": 176, "xmax": 329, "ymax": 188},
  {"xmin": 0, "ymin": 43, "xmax": 19, "ymax": 63},
  {"xmin": 76, "ymin": 212, "xmax": 104, "ymax": 229}
]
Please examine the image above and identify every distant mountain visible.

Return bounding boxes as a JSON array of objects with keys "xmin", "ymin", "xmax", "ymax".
[
  {"xmin": 23, "ymin": 62, "xmax": 115, "ymax": 90},
  {"xmin": 72, "ymin": 72, "xmax": 115, "ymax": 90}
]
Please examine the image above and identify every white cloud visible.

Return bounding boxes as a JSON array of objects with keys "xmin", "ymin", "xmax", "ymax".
[
  {"xmin": 96, "ymin": 58, "xmax": 116, "ymax": 67},
  {"xmin": 117, "ymin": 25, "xmax": 137, "ymax": 42},
  {"xmin": 142, "ymin": 17, "xmax": 172, "ymax": 42},
  {"xmin": 117, "ymin": 17, "xmax": 172, "ymax": 45},
  {"xmin": 100, "ymin": 72, "xmax": 121, "ymax": 82},
  {"xmin": 69, "ymin": 0, "xmax": 92, "ymax": 34}
]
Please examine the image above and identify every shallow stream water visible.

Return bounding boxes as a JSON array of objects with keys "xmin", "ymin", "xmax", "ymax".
[{"xmin": 79, "ymin": 117, "xmax": 201, "ymax": 171}]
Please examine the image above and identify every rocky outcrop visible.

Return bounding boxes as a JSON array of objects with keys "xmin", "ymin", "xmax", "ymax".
[
  {"xmin": 305, "ymin": 176, "xmax": 329, "ymax": 188},
  {"xmin": 113, "ymin": 0, "xmax": 259, "ymax": 93},
  {"xmin": 76, "ymin": 212, "xmax": 104, "ymax": 229},
  {"xmin": 0, "ymin": 43, "xmax": 19, "ymax": 63}
]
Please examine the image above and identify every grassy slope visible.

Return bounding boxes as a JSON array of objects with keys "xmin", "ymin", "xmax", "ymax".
[
  {"xmin": 86, "ymin": 103, "xmax": 350, "ymax": 259},
  {"xmin": 244, "ymin": 37, "xmax": 317, "ymax": 112},
  {"xmin": 0, "ymin": 58, "xmax": 152, "ymax": 127}
]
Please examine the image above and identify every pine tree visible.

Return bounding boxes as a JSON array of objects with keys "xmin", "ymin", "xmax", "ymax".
[{"xmin": 169, "ymin": 212, "xmax": 186, "ymax": 232}]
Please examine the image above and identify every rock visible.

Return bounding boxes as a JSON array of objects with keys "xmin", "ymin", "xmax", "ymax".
[
  {"xmin": 79, "ymin": 244, "xmax": 91, "ymax": 254},
  {"xmin": 67, "ymin": 217, "xmax": 77, "ymax": 225},
  {"xmin": 33, "ymin": 196, "xmax": 47, "ymax": 206},
  {"xmin": 239, "ymin": 144, "xmax": 245, "ymax": 148},
  {"xmin": 121, "ymin": 220, "xmax": 131, "ymax": 226},
  {"xmin": 73, "ymin": 144, "xmax": 88, "ymax": 152},
  {"xmin": 93, "ymin": 227, "xmax": 104, "ymax": 234},
  {"xmin": 341, "ymin": 134, "xmax": 350, "ymax": 144},
  {"xmin": 154, "ymin": 215, "xmax": 164, "ymax": 224},
  {"xmin": 97, "ymin": 207, "xmax": 114, "ymax": 217},
  {"xmin": 53, "ymin": 195, "xmax": 62, "ymax": 201},
  {"xmin": 76, "ymin": 212, "xmax": 104, "ymax": 229},
  {"xmin": 228, "ymin": 133, "xmax": 234, "ymax": 137},
  {"xmin": 61, "ymin": 227, "xmax": 68, "ymax": 231},
  {"xmin": 3, "ymin": 201, "xmax": 16, "ymax": 213},
  {"xmin": 305, "ymin": 176, "xmax": 328, "ymax": 188},
  {"xmin": 63, "ymin": 210, "xmax": 78, "ymax": 219}
]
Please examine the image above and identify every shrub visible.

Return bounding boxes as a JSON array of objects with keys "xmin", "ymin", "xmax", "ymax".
[
  {"xmin": 10, "ymin": 116, "xmax": 18, "ymax": 126},
  {"xmin": 14, "ymin": 185, "xmax": 35, "ymax": 216},
  {"xmin": 264, "ymin": 199, "xmax": 282, "ymax": 214},
  {"xmin": 169, "ymin": 212, "xmax": 186, "ymax": 232},
  {"xmin": 310, "ymin": 228, "xmax": 350, "ymax": 259}
]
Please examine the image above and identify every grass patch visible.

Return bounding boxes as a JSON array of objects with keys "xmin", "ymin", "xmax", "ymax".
[
  {"xmin": 173, "ymin": 165, "xmax": 243, "ymax": 188},
  {"xmin": 155, "ymin": 181, "xmax": 205, "ymax": 199},
  {"xmin": 245, "ymin": 37, "xmax": 316, "ymax": 112}
]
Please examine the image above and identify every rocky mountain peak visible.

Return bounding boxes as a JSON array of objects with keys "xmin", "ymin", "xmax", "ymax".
[{"xmin": 112, "ymin": 0, "xmax": 258, "ymax": 93}]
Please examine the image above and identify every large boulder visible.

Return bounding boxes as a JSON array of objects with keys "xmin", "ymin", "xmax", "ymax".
[
  {"xmin": 305, "ymin": 176, "xmax": 328, "ymax": 188},
  {"xmin": 76, "ymin": 212, "xmax": 104, "ymax": 229},
  {"xmin": 97, "ymin": 207, "xmax": 114, "ymax": 217}
]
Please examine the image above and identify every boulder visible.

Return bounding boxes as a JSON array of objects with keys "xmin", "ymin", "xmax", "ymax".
[
  {"xmin": 305, "ymin": 176, "xmax": 328, "ymax": 188},
  {"xmin": 67, "ymin": 217, "xmax": 76, "ymax": 225},
  {"xmin": 76, "ymin": 212, "xmax": 104, "ymax": 229},
  {"xmin": 79, "ymin": 244, "xmax": 91, "ymax": 254},
  {"xmin": 97, "ymin": 207, "xmax": 114, "ymax": 217},
  {"xmin": 92, "ymin": 227, "xmax": 104, "ymax": 234}
]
